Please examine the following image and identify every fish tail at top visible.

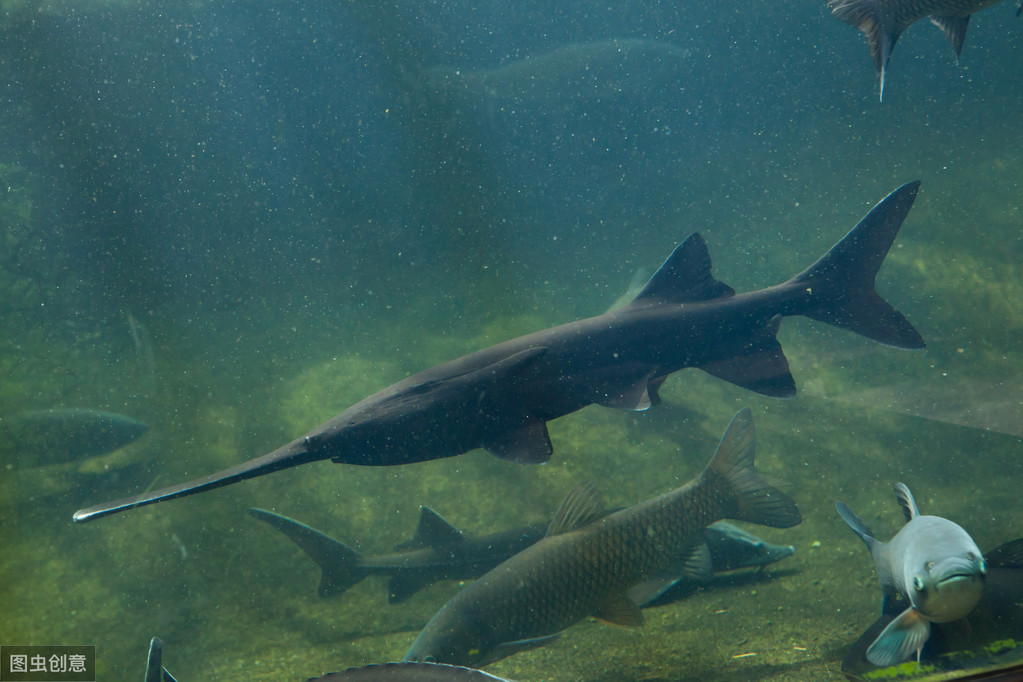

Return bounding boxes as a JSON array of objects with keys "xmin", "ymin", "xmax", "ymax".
[
  {"xmin": 788, "ymin": 182, "xmax": 925, "ymax": 350},
  {"xmin": 704, "ymin": 409, "xmax": 802, "ymax": 529},
  {"xmin": 827, "ymin": 0, "xmax": 901, "ymax": 100}
]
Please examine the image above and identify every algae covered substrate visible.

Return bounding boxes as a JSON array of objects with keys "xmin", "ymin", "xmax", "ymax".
[{"xmin": 1, "ymin": 1, "xmax": 1021, "ymax": 680}]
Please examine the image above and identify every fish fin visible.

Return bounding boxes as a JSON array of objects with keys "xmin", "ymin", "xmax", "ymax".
[
  {"xmin": 145, "ymin": 637, "xmax": 164, "ymax": 682},
  {"xmin": 162, "ymin": 670, "xmax": 178, "ymax": 682},
  {"xmin": 595, "ymin": 590, "xmax": 645, "ymax": 627},
  {"xmin": 866, "ymin": 606, "xmax": 931, "ymax": 667},
  {"xmin": 930, "ymin": 15, "xmax": 971, "ymax": 56},
  {"xmin": 387, "ymin": 574, "xmax": 433, "ymax": 604},
  {"xmin": 483, "ymin": 634, "xmax": 561, "ymax": 665},
  {"xmin": 704, "ymin": 409, "xmax": 802, "ymax": 529},
  {"xmin": 395, "ymin": 506, "xmax": 464, "ymax": 552},
  {"xmin": 591, "ymin": 370, "xmax": 660, "ymax": 411},
  {"xmin": 546, "ymin": 481, "xmax": 606, "ymax": 537},
  {"xmin": 893, "ymin": 482, "xmax": 920, "ymax": 522},
  {"xmin": 789, "ymin": 182, "xmax": 925, "ymax": 349},
  {"xmin": 628, "ymin": 543, "xmax": 713, "ymax": 606},
  {"xmin": 628, "ymin": 234, "xmax": 735, "ymax": 307},
  {"xmin": 483, "ymin": 418, "xmax": 553, "ymax": 463},
  {"xmin": 698, "ymin": 317, "xmax": 796, "ymax": 397},
  {"xmin": 835, "ymin": 501, "xmax": 878, "ymax": 549},
  {"xmin": 984, "ymin": 537, "xmax": 1023, "ymax": 569},
  {"xmin": 826, "ymin": 0, "xmax": 902, "ymax": 99},
  {"xmin": 247, "ymin": 508, "xmax": 367, "ymax": 599}
]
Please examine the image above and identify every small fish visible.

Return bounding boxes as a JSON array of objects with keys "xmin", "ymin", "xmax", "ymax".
[
  {"xmin": 0, "ymin": 408, "xmax": 148, "ymax": 468},
  {"xmin": 827, "ymin": 0, "xmax": 1007, "ymax": 100},
  {"xmin": 248, "ymin": 509, "xmax": 794, "ymax": 603},
  {"xmin": 403, "ymin": 409, "xmax": 801, "ymax": 667},
  {"xmin": 309, "ymin": 662, "xmax": 515, "ymax": 681},
  {"xmin": 248, "ymin": 507, "xmax": 548, "ymax": 603},
  {"xmin": 703, "ymin": 521, "xmax": 796, "ymax": 573},
  {"xmin": 836, "ymin": 483, "xmax": 987, "ymax": 667},
  {"xmin": 74, "ymin": 183, "xmax": 924, "ymax": 524}
]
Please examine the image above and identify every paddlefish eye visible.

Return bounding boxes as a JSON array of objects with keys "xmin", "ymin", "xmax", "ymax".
[{"xmin": 912, "ymin": 575, "xmax": 926, "ymax": 592}]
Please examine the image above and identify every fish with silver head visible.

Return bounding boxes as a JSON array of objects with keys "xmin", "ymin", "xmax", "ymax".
[{"xmin": 836, "ymin": 483, "xmax": 987, "ymax": 666}]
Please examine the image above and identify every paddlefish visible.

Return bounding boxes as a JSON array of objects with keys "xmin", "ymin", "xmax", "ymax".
[
  {"xmin": 403, "ymin": 408, "xmax": 802, "ymax": 667},
  {"xmin": 74, "ymin": 183, "xmax": 924, "ymax": 524},
  {"xmin": 837, "ymin": 483, "xmax": 987, "ymax": 666}
]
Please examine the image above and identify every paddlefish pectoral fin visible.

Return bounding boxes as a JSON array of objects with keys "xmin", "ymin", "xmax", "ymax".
[
  {"xmin": 866, "ymin": 606, "xmax": 931, "ymax": 667},
  {"xmin": 482, "ymin": 419, "xmax": 552, "ymax": 464},
  {"xmin": 697, "ymin": 317, "xmax": 796, "ymax": 398},
  {"xmin": 247, "ymin": 508, "xmax": 368, "ymax": 599},
  {"xmin": 705, "ymin": 409, "xmax": 802, "ymax": 529},
  {"xmin": 788, "ymin": 181, "xmax": 925, "ymax": 350}
]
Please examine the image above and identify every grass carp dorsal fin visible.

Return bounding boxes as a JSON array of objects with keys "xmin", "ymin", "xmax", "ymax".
[
  {"xmin": 395, "ymin": 506, "xmax": 464, "ymax": 552},
  {"xmin": 930, "ymin": 15, "xmax": 971, "ymax": 55},
  {"xmin": 697, "ymin": 317, "xmax": 796, "ymax": 398},
  {"xmin": 628, "ymin": 233, "xmax": 734, "ymax": 308},
  {"xmin": 893, "ymin": 482, "xmax": 920, "ymax": 522},
  {"xmin": 546, "ymin": 480, "xmax": 605, "ymax": 537}
]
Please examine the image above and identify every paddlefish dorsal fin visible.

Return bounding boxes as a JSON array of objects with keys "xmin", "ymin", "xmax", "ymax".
[
  {"xmin": 893, "ymin": 482, "xmax": 919, "ymax": 522},
  {"xmin": 395, "ymin": 506, "xmax": 464, "ymax": 552},
  {"xmin": 629, "ymin": 234, "xmax": 735, "ymax": 307},
  {"xmin": 546, "ymin": 480, "xmax": 605, "ymax": 537}
]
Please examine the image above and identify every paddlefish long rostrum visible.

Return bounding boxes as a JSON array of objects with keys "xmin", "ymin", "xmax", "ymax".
[
  {"xmin": 403, "ymin": 408, "xmax": 802, "ymax": 667},
  {"xmin": 74, "ymin": 182, "xmax": 924, "ymax": 523}
]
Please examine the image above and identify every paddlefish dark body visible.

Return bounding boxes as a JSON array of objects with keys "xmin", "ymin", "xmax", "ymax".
[
  {"xmin": 74, "ymin": 183, "xmax": 923, "ymax": 523},
  {"xmin": 404, "ymin": 409, "xmax": 801, "ymax": 667}
]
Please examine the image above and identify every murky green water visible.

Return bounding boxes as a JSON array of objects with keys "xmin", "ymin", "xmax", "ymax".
[{"xmin": 1, "ymin": 1, "xmax": 1020, "ymax": 680}]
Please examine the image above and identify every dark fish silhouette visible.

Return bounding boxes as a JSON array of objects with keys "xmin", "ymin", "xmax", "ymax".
[
  {"xmin": 403, "ymin": 409, "xmax": 802, "ymax": 667},
  {"xmin": 248, "ymin": 507, "xmax": 548, "ymax": 603},
  {"xmin": 73, "ymin": 183, "xmax": 924, "ymax": 524},
  {"xmin": 827, "ymin": 0, "xmax": 1006, "ymax": 100},
  {"xmin": 1, "ymin": 408, "xmax": 148, "ymax": 468},
  {"xmin": 837, "ymin": 483, "xmax": 987, "ymax": 666},
  {"xmin": 248, "ymin": 507, "xmax": 794, "ymax": 604},
  {"xmin": 309, "ymin": 662, "xmax": 514, "ymax": 682}
]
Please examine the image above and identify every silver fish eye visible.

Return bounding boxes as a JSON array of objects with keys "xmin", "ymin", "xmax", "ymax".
[
  {"xmin": 979, "ymin": 557, "xmax": 988, "ymax": 575},
  {"xmin": 912, "ymin": 575, "xmax": 926, "ymax": 591},
  {"xmin": 924, "ymin": 561, "xmax": 934, "ymax": 573}
]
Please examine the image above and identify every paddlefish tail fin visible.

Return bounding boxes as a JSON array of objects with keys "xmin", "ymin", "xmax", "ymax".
[
  {"xmin": 705, "ymin": 408, "xmax": 802, "ymax": 529},
  {"xmin": 248, "ymin": 509, "xmax": 367, "ymax": 598},
  {"xmin": 73, "ymin": 437, "xmax": 322, "ymax": 523},
  {"xmin": 789, "ymin": 181, "xmax": 925, "ymax": 350}
]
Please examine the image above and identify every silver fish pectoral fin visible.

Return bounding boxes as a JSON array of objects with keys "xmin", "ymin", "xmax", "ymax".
[{"xmin": 866, "ymin": 606, "xmax": 931, "ymax": 667}]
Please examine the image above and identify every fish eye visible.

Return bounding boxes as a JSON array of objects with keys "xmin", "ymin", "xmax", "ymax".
[
  {"xmin": 924, "ymin": 561, "xmax": 934, "ymax": 573},
  {"xmin": 979, "ymin": 558, "xmax": 988, "ymax": 575},
  {"xmin": 912, "ymin": 576, "xmax": 926, "ymax": 592}
]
